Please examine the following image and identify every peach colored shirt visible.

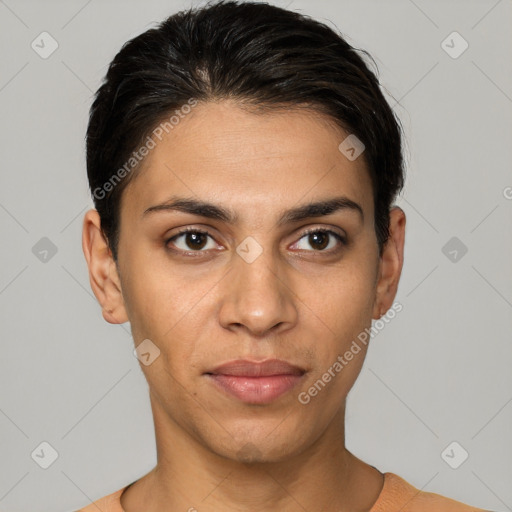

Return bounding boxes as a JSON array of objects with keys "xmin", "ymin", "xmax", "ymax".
[{"xmin": 75, "ymin": 473, "xmax": 487, "ymax": 511}]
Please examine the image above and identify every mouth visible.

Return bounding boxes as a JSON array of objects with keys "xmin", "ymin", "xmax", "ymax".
[{"xmin": 204, "ymin": 359, "xmax": 306, "ymax": 405}]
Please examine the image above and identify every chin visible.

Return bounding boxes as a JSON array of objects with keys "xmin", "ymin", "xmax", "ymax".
[{"xmin": 206, "ymin": 430, "xmax": 310, "ymax": 465}]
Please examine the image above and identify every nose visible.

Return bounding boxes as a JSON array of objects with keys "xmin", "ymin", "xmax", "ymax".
[{"xmin": 218, "ymin": 246, "xmax": 298, "ymax": 337}]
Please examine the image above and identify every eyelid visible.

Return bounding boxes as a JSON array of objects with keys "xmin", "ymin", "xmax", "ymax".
[{"xmin": 297, "ymin": 226, "xmax": 347, "ymax": 244}]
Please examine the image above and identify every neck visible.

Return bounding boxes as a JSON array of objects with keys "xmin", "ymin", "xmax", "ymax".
[{"xmin": 120, "ymin": 392, "xmax": 383, "ymax": 512}]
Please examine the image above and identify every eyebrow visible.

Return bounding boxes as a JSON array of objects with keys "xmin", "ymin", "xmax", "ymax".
[{"xmin": 142, "ymin": 195, "xmax": 364, "ymax": 225}]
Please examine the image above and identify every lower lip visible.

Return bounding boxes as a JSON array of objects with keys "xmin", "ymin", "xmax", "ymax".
[{"xmin": 206, "ymin": 374, "xmax": 304, "ymax": 404}]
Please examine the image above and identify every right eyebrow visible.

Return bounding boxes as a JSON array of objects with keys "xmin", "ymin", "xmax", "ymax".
[{"xmin": 143, "ymin": 196, "xmax": 237, "ymax": 223}]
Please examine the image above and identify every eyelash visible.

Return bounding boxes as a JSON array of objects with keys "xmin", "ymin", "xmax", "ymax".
[{"xmin": 165, "ymin": 227, "xmax": 347, "ymax": 256}]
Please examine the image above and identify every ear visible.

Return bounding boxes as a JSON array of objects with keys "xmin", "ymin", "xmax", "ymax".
[
  {"xmin": 82, "ymin": 209, "xmax": 128, "ymax": 324},
  {"xmin": 372, "ymin": 206, "xmax": 406, "ymax": 319}
]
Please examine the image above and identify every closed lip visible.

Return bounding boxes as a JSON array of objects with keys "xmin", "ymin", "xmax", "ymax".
[{"xmin": 206, "ymin": 359, "xmax": 306, "ymax": 377}]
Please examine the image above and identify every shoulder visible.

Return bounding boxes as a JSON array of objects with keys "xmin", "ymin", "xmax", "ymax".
[
  {"xmin": 73, "ymin": 486, "xmax": 127, "ymax": 512},
  {"xmin": 371, "ymin": 473, "xmax": 488, "ymax": 512}
]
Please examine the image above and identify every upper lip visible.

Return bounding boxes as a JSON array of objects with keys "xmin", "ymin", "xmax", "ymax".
[{"xmin": 206, "ymin": 359, "xmax": 305, "ymax": 377}]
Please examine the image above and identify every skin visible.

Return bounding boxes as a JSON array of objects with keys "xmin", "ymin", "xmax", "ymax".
[{"xmin": 82, "ymin": 100, "xmax": 406, "ymax": 512}]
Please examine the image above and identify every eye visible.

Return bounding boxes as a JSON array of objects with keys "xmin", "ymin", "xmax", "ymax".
[
  {"xmin": 292, "ymin": 229, "xmax": 346, "ymax": 252},
  {"xmin": 166, "ymin": 228, "xmax": 218, "ymax": 253},
  {"xmin": 165, "ymin": 227, "xmax": 347, "ymax": 256}
]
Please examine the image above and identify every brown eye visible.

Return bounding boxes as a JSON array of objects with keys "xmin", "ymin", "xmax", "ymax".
[
  {"xmin": 308, "ymin": 231, "xmax": 329, "ymax": 250},
  {"xmin": 166, "ymin": 229, "xmax": 216, "ymax": 252},
  {"xmin": 293, "ymin": 229, "xmax": 346, "ymax": 252}
]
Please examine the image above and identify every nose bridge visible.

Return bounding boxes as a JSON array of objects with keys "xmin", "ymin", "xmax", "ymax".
[
  {"xmin": 237, "ymin": 243, "xmax": 280, "ymax": 296},
  {"xmin": 219, "ymin": 239, "xmax": 297, "ymax": 335}
]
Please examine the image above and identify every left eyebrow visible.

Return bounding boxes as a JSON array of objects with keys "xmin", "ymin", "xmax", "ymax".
[
  {"xmin": 142, "ymin": 195, "xmax": 364, "ymax": 225},
  {"xmin": 276, "ymin": 196, "xmax": 364, "ymax": 226}
]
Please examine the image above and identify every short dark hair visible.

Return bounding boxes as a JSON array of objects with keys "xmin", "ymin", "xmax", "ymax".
[{"xmin": 86, "ymin": 0, "xmax": 405, "ymax": 262}]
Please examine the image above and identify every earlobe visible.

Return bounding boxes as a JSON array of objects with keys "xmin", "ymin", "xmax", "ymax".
[
  {"xmin": 372, "ymin": 206, "xmax": 406, "ymax": 319},
  {"xmin": 82, "ymin": 209, "xmax": 128, "ymax": 324}
]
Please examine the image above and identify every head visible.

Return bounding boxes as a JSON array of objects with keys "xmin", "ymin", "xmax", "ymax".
[{"xmin": 83, "ymin": 0, "xmax": 406, "ymax": 463}]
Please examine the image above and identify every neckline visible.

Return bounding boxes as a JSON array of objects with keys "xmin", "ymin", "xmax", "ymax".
[
  {"xmin": 368, "ymin": 472, "xmax": 391, "ymax": 511},
  {"xmin": 118, "ymin": 472, "xmax": 391, "ymax": 512}
]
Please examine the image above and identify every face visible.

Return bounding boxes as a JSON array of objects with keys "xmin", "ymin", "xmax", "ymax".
[{"xmin": 83, "ymin": 100, "xmax": 405, "ymax": 464}]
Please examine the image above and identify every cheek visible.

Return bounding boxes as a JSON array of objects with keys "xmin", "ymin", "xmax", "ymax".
[
  {"xmin": 304, "ymin": 259, "xmax": 377, "ymax": 337},
  {"xmin": 298, "ymin": 286, "xmax": 373, "ymax": 410},
  {"xmin": 297, "ymin": 257, "xmax": 377, "ymax": 398},
  {"xmin": 119, "ymin": 252, "xmax": 217, "ymax": 364},
  {"xmin": 118, "ymin": 249, "xmax": 172, "ymax": 343}
]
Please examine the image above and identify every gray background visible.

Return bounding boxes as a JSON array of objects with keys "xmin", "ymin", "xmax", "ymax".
[{"xmin": 0, "ymin": 0, "xmax": 511, "ymax": 510}]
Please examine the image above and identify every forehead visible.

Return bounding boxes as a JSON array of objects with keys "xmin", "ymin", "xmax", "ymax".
[{"xmin": 121, "ymin": 100, "xmax": 374, "ymax": 223}]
